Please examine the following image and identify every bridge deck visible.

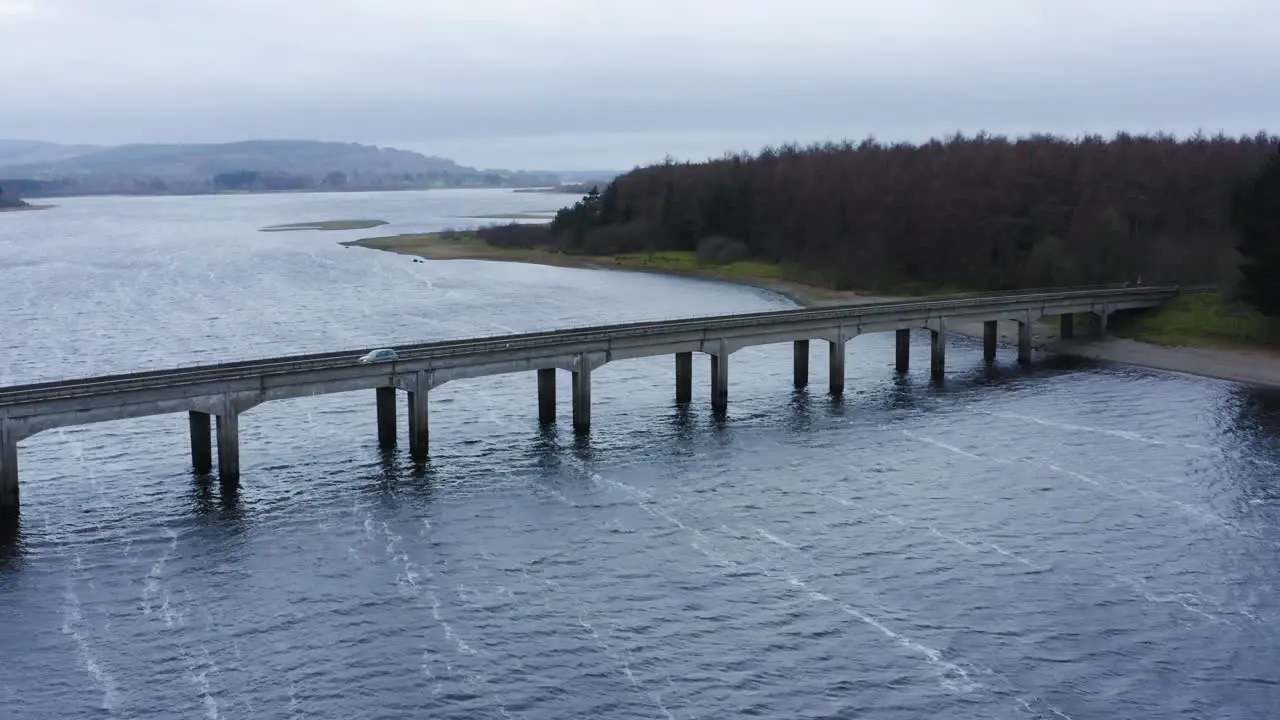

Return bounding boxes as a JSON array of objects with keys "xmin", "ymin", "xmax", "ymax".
[{"xmin": 0, "ymin": 285, "xmax": 1180, "ymax": 508}]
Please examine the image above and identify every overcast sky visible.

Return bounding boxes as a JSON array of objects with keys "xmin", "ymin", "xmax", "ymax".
[{"xmin": 1, "ymin": 0, "xmax": 1276, "ymax": 169}]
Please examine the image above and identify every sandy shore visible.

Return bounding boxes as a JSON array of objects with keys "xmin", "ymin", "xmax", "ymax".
[{"xmin": 344, "ymin": 234, "xmax": 1280, "ymax": 391}]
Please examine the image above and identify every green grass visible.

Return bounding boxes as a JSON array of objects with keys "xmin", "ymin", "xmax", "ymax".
[
  {"xmin": 260, "ymin": 219, "xmax": 388, "ymax": 232},
  {"xmin": 1112, "ymin": 292, "xmax": 1280, "ymax": 349},
  {"xmin": 874, "ymin": 281, "xmax": 981, "ymax": 298},
  {"xmin": 609, "ymin": 251, "xmax": 786, "ymax": 280},
  {"xmin": 462, "ymin": 212, "xmax": 555, "ymax": 220}
]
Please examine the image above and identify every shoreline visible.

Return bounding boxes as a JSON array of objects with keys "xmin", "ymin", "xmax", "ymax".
[
  {"xmin": 0, "ymin": 204, "xmax": 55, "ymax": 213},
  {"xmin": 342, "ymin": 233, "xmax": 1280, "ymax": 391}
]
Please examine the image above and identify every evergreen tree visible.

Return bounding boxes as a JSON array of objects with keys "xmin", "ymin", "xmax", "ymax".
[{"xmin": 1230, "ymin": 145, "xmax": 1280, "ymax": 316}]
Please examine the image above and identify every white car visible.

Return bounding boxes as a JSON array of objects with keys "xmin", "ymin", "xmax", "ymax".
[{"xmin": 359, "ymin": 348, "xmax": 398, "ymax": 364}]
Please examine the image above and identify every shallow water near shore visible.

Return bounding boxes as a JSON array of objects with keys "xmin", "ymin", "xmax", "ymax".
[{"xmin": 3, "ymin": 190, "xmax": 1280, "ymax": 719}]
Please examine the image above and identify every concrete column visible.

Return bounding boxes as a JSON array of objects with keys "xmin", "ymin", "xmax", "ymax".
[
  {"xmin": 895, "ymin": 329, "xmax": 910, "ymax": 373},
  {"xmin": 1060, "ymin": 313, "xmax": 1075, "ymax": 340},
  {"xmin": 572, "ymin": 360, "xmax": 591, "ymax": 432},
  {"xmin": 216, "ymin": 411, "xmax": 240, "ymax": 481},
  {"xmin": 1017, "ymin": 321, "xmax": 1033, "ymax": 364},
  {"xmin": 1097, "ymin": 308, "xmax": 1109, "ymax": 336},
  {"xmin": 189, "ymin": 411, "xmax": 213, "ymax": 474},
  {"xmin": 828, "ymin": 338, "xmax": 846, "ymax": 396},
  {"xmin": 710, "ymin": 353, "xmax": 729, "ymax": 412},
  {"xmin": 0, "ymin": 423, "xmax": 17, "ymax": 510},
  {"xmin": 409, "ymin": 371, "xmax": 430, "ymax": 462},
  {"xmin": 983, "ymin": 320, "xmax": 998, "ymax": 362},
  {"xmin": 538, "ymin": 368, "xmax": 557, "ymax": 423},
  {"xmin": 674, "ymin": 352, "xmax": 693, "ymax": 404},
  {"xmin": 793, "ymin": 340, "xmax": 809, "ymax": 388},
  {"xmin": 930, "ymin": 321, "xmax": 946, "ymax": 380},
  {"xmin": 376, "ymin": 387, "xmax": 397, "ymax": 448}
]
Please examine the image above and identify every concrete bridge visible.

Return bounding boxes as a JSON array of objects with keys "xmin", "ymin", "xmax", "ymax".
[{"xmin": 0, "ymin": 285, "xmax": 1179, "ymax": 509}]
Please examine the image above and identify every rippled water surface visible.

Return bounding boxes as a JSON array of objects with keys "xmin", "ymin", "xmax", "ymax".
[{"xmin": 3, "ymin": 190, "xmax": 1280, "ymax": 719}]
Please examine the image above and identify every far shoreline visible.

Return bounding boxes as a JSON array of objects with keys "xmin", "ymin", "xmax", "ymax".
[
  {"xmin": 0, "ymin": 203, "xmax": 55, "ymax": 213},
  {"xmin": 342, "ymin": 231, "xmax": 1280, "ymax": 391}
]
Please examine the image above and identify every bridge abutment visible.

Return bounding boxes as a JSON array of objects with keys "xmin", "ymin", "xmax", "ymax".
[
  {"xmin": 572, "ymin": 362, "xmax": 591, "ymax": 432},
  {"xmin": 930, "ymin": 321, "xmax": 946, "ymax": 380},
  {"xmin": 1017, "ymin": 321, "xmax": 1033, "ymax": 364},
  {"xmin": 189, "ymin": 411, "xmax": 213, "ymax": 474},
  {"xmin": 0, "ymin": 423, "xmax": 17, "ymax": 509},
  {"xmin": 710, "ymin": 353, "xmax": 728, "ymax": 413},
  {"xmin": 895, "ymin": 329, "xmax": 910, "ymax": 373},
  {"xmin": 828, "ymin": 338, "xmax": 846, "ymax": 395},
  {"xmin": 1060, "ymin": 313, "xmax": 1075, "ymax": 339},
  {"xmin": 793, "ymin": 340, "xmax": 809, "ymax": 388},
  {"xmin": 216, "ymin": 411, "xmax": 239, "ymax": 482},
  {"xmin": 408, "ymin": 372, "xmax": 430, "ymax": 462},
  {"xmin": 983, "ymin": 321, "xmax": 998, "ymax": 362},
  {"xmin": 538, "ymin": 368, "xmax": 557, "ymax": 423},
  {"xmin": 675, "ymin": 352, "xmax": 693, "ymax": 404},
  {"xmin": 376, "ymin": 387, "xmax": 397, "ymax": 448}
]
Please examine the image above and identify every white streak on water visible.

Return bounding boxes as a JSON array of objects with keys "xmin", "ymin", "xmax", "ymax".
[
  {"xmin": 378, "ymin": 513, "xmax": 508, "ymax": 716},
  {"xmin": 522, "ymin": 567, "xmax": 679, "ymax": 720},
  {"xmin": 973, "ymin": 408, "xmax": 1278, "ymax": 470},
  {"xmin": 595, "ymin": 473, "xmax": 984, "ymax": 696},
  {"xmin": 899, "ymin": 430, "xmax": 1249, "ymax": 535},
  {"xmin": 61, "ymin": 583, "xmax": 124, "ymax": 712},
  {"xmin": 847, "ymin": 446, "xmax": 1260, "ymax": 625},
  {"xmin": 730, "ymin": 522, "xmax": 1082, "ymax": 717},
  {"xmin": 38, "ymin": 501, "xmax": 126, "ymax": 715}
]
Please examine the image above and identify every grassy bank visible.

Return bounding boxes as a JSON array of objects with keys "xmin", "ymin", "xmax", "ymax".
[
  {"xmin": 261, "ymin": 219, "xmax": 388, "ymax": 232},
  {"xmin": 461, "ymin": 212, "xmax": 556, "ymax": 220},
  {"xmin": 341, "ymin": 232, "xmax": 886, "ymax": 306},
  {"xmin": 1111, "ymin": 292, "xmax": 1280, "ymax": 350}
]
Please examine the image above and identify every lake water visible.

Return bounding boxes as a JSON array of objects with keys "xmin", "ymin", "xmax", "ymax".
[{"xmin": 2, "ymin": 189, "xmax": 1279, "ymax": 720}]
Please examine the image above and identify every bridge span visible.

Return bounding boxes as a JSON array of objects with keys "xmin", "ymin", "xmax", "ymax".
[{"xmin": 0, "ymin": 285, "xmax": 1179, "ymax": 509}]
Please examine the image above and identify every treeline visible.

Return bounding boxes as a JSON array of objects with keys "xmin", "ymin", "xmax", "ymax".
[
  {"xmin": 0, "ymin": 184, "xmax": 28, "ymax": 208},
  {"xmin": 515, "ymin": 132, "xmax": 1280, "ymax": 292}
]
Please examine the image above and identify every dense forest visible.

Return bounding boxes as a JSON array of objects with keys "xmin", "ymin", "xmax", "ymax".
[
  {"xmin": 0, "ymin": 184, "xmax": 29, "ymax": 209},
  {"xmin": 488, "ymin": 132, "xmax": 1280, "ymax": 294}
]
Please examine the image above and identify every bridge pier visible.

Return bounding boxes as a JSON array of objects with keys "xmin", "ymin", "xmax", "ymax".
[
  {"xmin": 1097, "ymin": 307, "xmax": 1109, "ymax": 336},
  {"xmin": 793, "ymin": 340, "xmax": 809, "ymax": 388},
  {"xmin": 0, "ymin": 423, "xmax": 17, "ymax": 510},
  {"xmin": 983, "ymin": 321, "xmax": 998, "ymax": 362},
  {"xmin": 710, "ymin": 353, "xmax": 728, "ymax": 412},
  {"xmin": 538, "ymin": 368, "xmax": 557, "ymax": 422},
  {"xmin": 1017, "ymin": 321, "xmax": 1033, "ymax": 364},
  {"xmin": 189, "ymin": 411, "xmax": 213, "ymax": 474},
  {"xmin": 895, "ymin": 329, "xmax": 910, "ymax": 373},
  {"xmin": 572, "ymin": 363, "xmax": 591, "ymax": 432},
  {"xmin": 216, "ymin": 411, "xmax": 239, "ymax": 482},
  {"xmin": 675, "ymin": 352, "xmax": 693, "ymax": 404},
  {"xmin": 408, "ymin": 372, "xmax": 430, "ymax": 462},
  {"xmin": 930, "ymin": 321, "xmax": 946, "ymax": 380},
  {"xmin": 376, "ymin": 387, "xmax": 397, "ymax": 448},
  {"xmin": 828, "ymin": 339, "xmax": 846, "ymax": 395},
  {"xmin": 1060, "ymin": 313, "xmax": 1075, "ymax": 340}
]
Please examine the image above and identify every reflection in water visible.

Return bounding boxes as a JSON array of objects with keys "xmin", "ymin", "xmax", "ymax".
[
  {"xmin": 0, "ymin": 509, "xmax": 20, "ymax": 567},
  {"xmin": 784, "ymin": 389, "xmax": 815, "ymax": 434},
  {"xmin": 1224, "ymin": 387, "xmax": 1280, "ymax": 509}
]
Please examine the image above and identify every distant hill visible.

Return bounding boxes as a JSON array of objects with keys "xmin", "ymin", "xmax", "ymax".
[
  {"xmin": 0, "ymin": 139, "xmax": 563, "ymax": 197},
  {"xmin": 0, "ymin": 140, "xmax": 103, "ymax": 168}
]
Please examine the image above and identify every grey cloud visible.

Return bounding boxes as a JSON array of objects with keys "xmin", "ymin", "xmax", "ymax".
[{"xmin": 1, "ymin": 0, "xmax": 1277, "ymax": 168}]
